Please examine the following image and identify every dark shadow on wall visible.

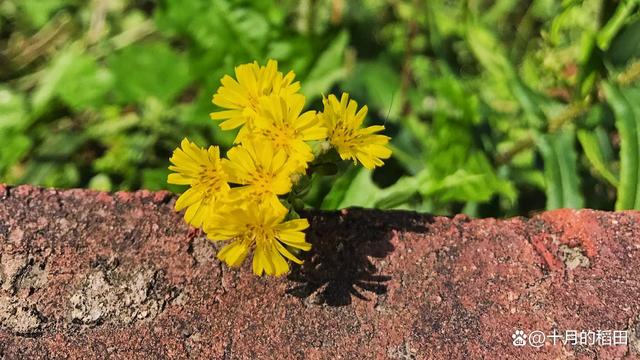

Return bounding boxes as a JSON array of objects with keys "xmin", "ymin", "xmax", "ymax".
[{"xmin": 287, "ymin": 208, "xmax": 432, "ymax": 307}]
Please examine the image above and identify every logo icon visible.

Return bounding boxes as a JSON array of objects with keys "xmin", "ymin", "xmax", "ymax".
[
  {"xmin": 512, "ymin": 330, "xmax": 527, "ymax": 347},
  {"xmin": 528, "ymin": 330, "xmax": 546, "ymax": 348}
]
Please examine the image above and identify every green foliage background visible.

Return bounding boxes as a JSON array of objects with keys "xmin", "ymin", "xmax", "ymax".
[{"xmin": 1, "ymin": 0, "xmax": 639, "ymax": 217}]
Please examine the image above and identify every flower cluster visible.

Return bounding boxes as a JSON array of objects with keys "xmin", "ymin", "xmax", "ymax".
[{"xmin": 168, "ymin": 60, "xmax": 392, "ymax": 276}]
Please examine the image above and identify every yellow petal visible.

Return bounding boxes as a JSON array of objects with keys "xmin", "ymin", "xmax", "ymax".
[
  {"xmin": 252, "ymin": 247, "xmax": 267, "ymax": 276},
  {"xmin": 184, "ymin": 200, "xmax": 207, "ymax": 227},
  {"xmin": 217, "ymin": 241, "xmax": 250, "ymax": 267},
  {"xmin": 275, "ymin": 241, "xmax": 304, "ymax": 264},
  {"xmin": 175, "ymin": 187, "xmax": 202, "ymax": 211},
  {"xmin": 210, "ymin": 109, "xmax": 242, "ymax": 120},
  {"xmin": 271, "ymin": 250, "xmax": 289, "ymax": 276},
  {"xmin": 167, "ymin": 173, "xmax": 192, "ymax": 185}
]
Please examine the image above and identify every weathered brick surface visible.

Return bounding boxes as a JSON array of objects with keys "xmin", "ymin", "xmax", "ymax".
[{"xmin": 1, "ymin": 184, "xmax": 640, "ymax": 359}]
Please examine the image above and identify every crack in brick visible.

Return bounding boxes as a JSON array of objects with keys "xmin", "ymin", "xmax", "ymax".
[
  {"xmin": 69, "ymin": 263, "xmax": 180, "ymax": 326},
  {"xmin": 0, "ymin": 254, "xmax": 48, "ymax": 336},
  {"xmin": 387, "ymin": 341, "xmax": 417, "ymax": 360},
  {"xmin": 527, "ymin": 233, "xmax": 564, "ymax": 272},
  {"xmin": 0, "ymin": 298, "xmax": 46, "ymax": 336},
  {"xmin": 559, "ymin": 244, "xmax": 590, "ymax": 270}
]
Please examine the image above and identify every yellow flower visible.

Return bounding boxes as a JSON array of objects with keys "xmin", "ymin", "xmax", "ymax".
[
  {"xmin": 248, "ymin": 94, "xmax": 327, "ymax": 170},
  {"xmin": 318, "ymin": 93, "xmax": 392, "ymax": 169},
  {"xmin": 205, "ymin": 201, "xmax": 311, "ymax": 276},
  {"xmin": 209, "ymin": 60, "xmax": 300, "ymax": 133},
  {"xmin": 167, "ymin": 138, "xmax": 231, "ymax": 227},
  {"xmin": 222, "ymin": 139, "xmax": 297, "ymax": 210}
]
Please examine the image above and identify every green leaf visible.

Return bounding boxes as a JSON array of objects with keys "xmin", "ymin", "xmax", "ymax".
[
  {"xmin": 466, "ymin": 23, "xmax": 550, "ymax": 125},
  {"xmin": 575, "ymin": 31, "xmax": 600, "ymax": 99},
  {"xmin": 342, "ymin": 60, "xmax": 402, "ymax": 120},
  {"xmin": 387, "ymin": 144, "xmax": 423, "ymax": 175},
  {"xmin": 322, "ymin": 169, "xmax": 429, "ymax": 211},
  {"xmin": 607, "ymin": 18, "xmax": 640, "ymax": 66},
  {"xmin": 312, "ymin": 162, "xmax": 338, "ymax": 176},
  {"xmin": 154, "ymin": 0, "xmax": 228, "ymax": 49},
  {"xmin": 31, "ymin": 45, "xmax": 79, "ymax": 117},
  {"xmin": 57, "ymin": 54, "xmax": 113, "ymax": 110},
  {"xmin": 603, "ymin": 83, "xmax": 640, "ymax": 210},
  {"xmin": 94, "ymin": 134, "xmax": 153, "ymax": 174},
  {"xmin": 108, "ymin": 42, "xmax": 192, "ymax": 103},
  {"xmin": 0, "ymin": 130, "xmax": 31, "ymax": 175},
  {"xmin": 155, "ymin": 0, "xmax": 270, "ymax": 58},
  {"xmin": 597, "ymin": 0, "xmax": 639, "ymax": 51},
  {"xmin": 320, "ymin": 167, "xmax": 358, "ymax": 210},
  {"xmin": 18, "ymin": 0, "xmax": 65, "ymax": 28},
  {"xmin": 465, "ymin": 23, "xmax": 514, "ymax": 80},
  {"xmin": 417, "ymin": 152, "xmax": 516, "ymax": 204},
  {"xmin": 432, "ymin": 72, "xmax": 480, "ymax": 124},
  {"xmin": 229, "ymin": 8, "xmax": 270, "ymax": 50},
  {"xmin": 30, "ymin": 44, "xmax": 112, "ymax": 113},
  {"xmin": 336, "ymin": 168, "xmax": 381, "ymax": 208},
  {"xmin": 85, "ymin": 112, "xmax": 140, "ymax": 139},
  {"xmin": 538, "ymin": 130, "xmax": 584, "ymax": 209},
  {"xmin": 577, "ymin": 128, "xmax": 619, "ymax": 187},
  {"xmin": 88, "ymin": 174, "xmax": 112, "ymax": 192},
  {"xmin": 142, "ymin": 168, "xmax": 170, "ymax": 191},
  {"xmin": 374, "ymin": 174, "xmax": 422, "ymax": 209},
  {"xmin": 300, "ymin": 31, "xmax": 349, "ymax": 99},
  {"xmin": 0, "ymin": 86, "xmax": 28, "ymax": 131},
  {"xmin": 35, "ymin": 131, "xmax": 86, "ymax": 158},
  {"xmin": 19, "ymin": 162, "xmax": 80, "ymax": 188}
]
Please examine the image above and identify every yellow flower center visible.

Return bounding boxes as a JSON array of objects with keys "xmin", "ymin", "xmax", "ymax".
[
  {"xmin": 195, "ymin": 164, "xmax": 228, "ymax": 195},
  {"xmin": 261, "ymin": 125, "xmax": 296, "ymax": 151},
  {"xmin": 245, "ymin": 223, "xmax": 276, "ymax": 251},
  {"xmin": 247, "ymin": 165, "xmax": 277, "ymax": 194},
  {"xmin": 329, "ymin": 122, "xmax": 357, "ymax": 150},
  {"xmin": 248, "ymin": 95, "xmax": 261, "ymax": 113}
]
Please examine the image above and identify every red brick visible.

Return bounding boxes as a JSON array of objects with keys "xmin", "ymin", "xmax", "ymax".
[{"xmin": 0, "ymin": 186, "xmax": 639, "ymax": 359}]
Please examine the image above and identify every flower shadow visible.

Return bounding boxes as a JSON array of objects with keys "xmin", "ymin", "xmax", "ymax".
[{"xmin": 286, "ymin": 208, "xmax": 431, "ymax": 307}]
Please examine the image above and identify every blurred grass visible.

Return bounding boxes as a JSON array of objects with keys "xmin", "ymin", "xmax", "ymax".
[{"xmin": 0, "ymin": 0, "xmax": 639, "ymax": 217}]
